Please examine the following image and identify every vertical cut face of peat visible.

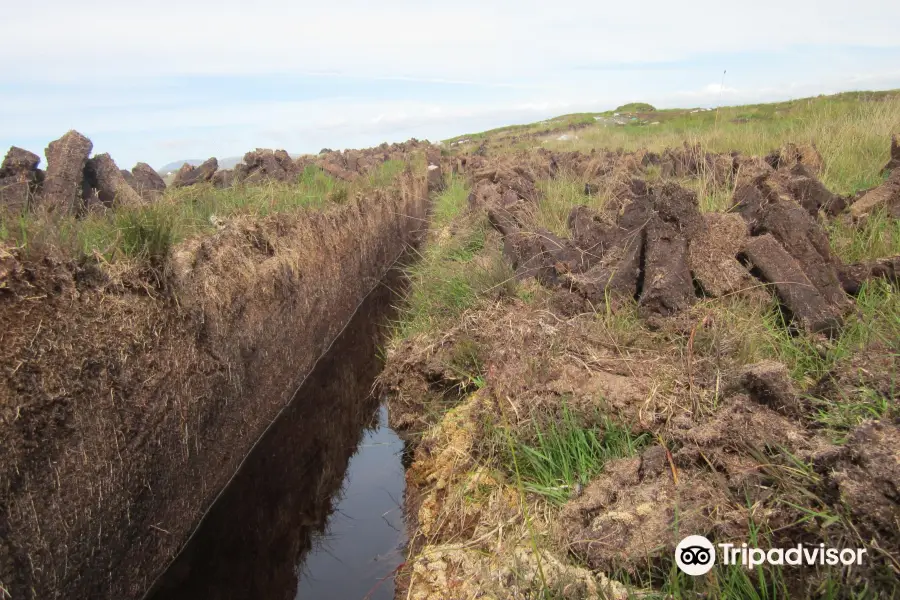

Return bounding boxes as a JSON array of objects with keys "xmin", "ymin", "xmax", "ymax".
[
  {"xmin": 0, "ymin": 154, "xmax": 431, "ymax": 600},
  {"xmin": 146, "ymin": 267, "xmax": 406, "ymax": 600}
]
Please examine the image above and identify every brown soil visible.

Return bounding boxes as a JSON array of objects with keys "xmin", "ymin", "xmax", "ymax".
[
  {"xmin": 87, "ymin": 153, "xmax": 144, "ymax": 207},
  {"xmin": 765, "ymin": 142, "xmax": 825, "ymax": 176},
  {"xmin": 234, "ymin": 148, "xmax": 299, "ymax": 184},
  {"xmin": 0, "ymin": 177, "xmax": 32, "ymax": 214},
  {"xmin": 838, "ymin": 255, "xmax": 900, "ymax": 295},
  {"xmin": 689, "ymin": 213, "xmax": 768, "ymax": 303},
  {"xmin": 753, "ymin": 199, "xmax": 850, "ymax": 309},
  {"xmin": 885, "ymin": 133, "xmax": 900, "ymax": 173},
  {"xmin": 171, "ymin": 157, "xmax": 218, "ymax": 188},
  {"xmin": 850, "ymin": 168, "xmax": 900, "ymax": 219},
  {"xmin": 382, "ymin": 135, "xmax": 900, "ymax": 599},
  {"xmin": 741, "ymin": 233, "xmax": 842, "ymax": 334},
  {"xmin": 41, "ymin": 130, "xmax": 92, "ymax": 214},
  {"xmin": 815, "ymin": 421, "xmax": 900, "ymax": 560},
  {"xmin": 461, "ymin": 148, "xmax": 854, "ymax": 331},
  {"xmin": 558, "ymin": 446, "xmax": 747, "ymax": 573},
  {"xmin": 131, "ymin": 163, "xmax": 167, "ymax": 200},
  {"xmin": 0, "ymin": 165, "xmax": 429, "ymax": 599},
  {"xmin": 638, "ymin": 218, "xmax": 694, "ymax": 318}
]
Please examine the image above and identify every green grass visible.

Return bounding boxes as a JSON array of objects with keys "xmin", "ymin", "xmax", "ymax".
[
  {"xmin": 432, "ymin": 174, "xmax": 470, "ymax": 229},
  {"xmin": 443, "ymin": 114, "xmax": 598, "ymax": 147},
  {"xmin": 613, "ymin": 102, "xmax": 657, "ymax": 113},
  {"xmin": 534, "ymin": 176, "xmax": 604, "ymax": 237},
  {"xmin": 691, "ymin": 278, "xmax": 899, "ymax": 392},
  {"xmin": 501, "ymin": 406, "xmax": 649, "ymax": 505},
  {"xmin": 811, "ymin": 385, "xmax": 897, "ymax": 445},
  {"xmin": 393, "ymin": 216, "xmax": 513, "ymax": 339},
  {"xmin": 391, "ymin": 178, "xmax": 516, "ymax": 339},
  {"xmin": 828, "ymin": 207, "xmax": 900, "ymax": 263},
  {"xmin": 459, "ymin": 91, "xmax": 900, "ymax": 196},
  {"xmin": 366, "ymin": 159, "xmax": 407, "ymax": 187}
]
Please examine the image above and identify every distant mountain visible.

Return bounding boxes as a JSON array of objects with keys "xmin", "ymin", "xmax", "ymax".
[
  {"xmin": 157, "ymin": 157, "xmax": 239, "ymax": 175},
  {"xmin": 158, "ymin": 159, "xmax": 203, "ymax": 175},
  {"xmin": 157, "ymin": 153, "xmax": 303, "ymax": 176}
]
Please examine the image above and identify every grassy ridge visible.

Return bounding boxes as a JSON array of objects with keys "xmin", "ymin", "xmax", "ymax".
[
  {"xmin": 452, "ymin": 91, "xmax": 900, "ymax": 195},
  {"xmin": 1, "ymin": 160, "xmax": 408, "ymax": 265},
  {"xmin": 389, "ymin": 91, "xmax": 900, "ymax": 598}
]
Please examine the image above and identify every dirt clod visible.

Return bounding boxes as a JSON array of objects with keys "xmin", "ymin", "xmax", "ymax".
[
  {"xmin": 88, "ymin": 153, "xmax": 144, "ymax": 207},
  {"xmin": 41, "ymin": 130, "xmax": 93, "ymax": 214},
  {"xmin": 120, "ymin": 168, "xmax": 137, "ymax": 188},
  {"xmin": 236, "ymin": 148, "xmax": 299, "ymax": 184},
  {"xmin": 837, "ymin": 256, "xmax": 900, "ymax": 295},
  {"xmin": 426, "ymin": 164, "xmax": 443, "ymax": 193},
  {"xmin": 558, "ymin": 447, "xmax": 746, "ymax": 573},
  {"xmin": 739, "ymin": 360, "xmax": 806, "ymax": 418},
  {"xmin": 753, "ymin": 199, "xmax": 849, "ymax": 310},
  {"xmin": 651, "ymin": 181, "xmax": 704, "ymax": 238},
  {"xmin": 639, "ymin": 218, "xmax": 695, "ymax": 317},
  {"xmin": 131, "ymin": 163, "xmax": 167, "ymax": 199},
  {"xmin": 171, "ymin": 157, "xmax": 218, "ymax": 188},
  {"xmin": 776, "ymin": 165, "xmax": 846, "ymax": 216},
  {"xmin": 741, "ymin": 233, "xmax": 842, "ymax": 334},
  {"xmin": 567, "ymin": 230, "xmax": 644, "ymax": 307},
  {"xmin": 884, "ymin": 133, "xmax": 900, "ymax": 173},
  {"xmin": 765, "ymin": 142, "xmax": 824, "ymax": 176},
  {"xmin": 0, "ymin": 148, "xmax": 44, "ymax": 212},
  {"xmin": 816, "ymin": 421, "xmax": 900, "ymax": 557},
  {"xmin": 689, "ymin": 212, "xmax": 767, "ymax": 302},
  {"xmin": 1, "ymin": 146, "xmax": 41, "ymax": 176},
  {"xmin": 850, "ymin": 169, "xmax": 900, "ymax": 219},
  {"xmin": 212, "ymin": 169, "xmax": 234, "ymax": 189},
  {"xmin": 567, "ymin": 205, "xmax": 619, "ymax": 256}
]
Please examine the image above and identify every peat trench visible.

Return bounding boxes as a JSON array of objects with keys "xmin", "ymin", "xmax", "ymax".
[{"xmin": 145, "ymin": 267, "xmax": 411, "ymax": 600}]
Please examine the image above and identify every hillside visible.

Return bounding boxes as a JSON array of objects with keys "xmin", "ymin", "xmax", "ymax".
[
  {"xmin": 381, "ymin": 89, "xmax": 900, "ymax": 599},
  {"xmin": 1, "ymin": 89, "xmax": 898, "ymax": 600}
]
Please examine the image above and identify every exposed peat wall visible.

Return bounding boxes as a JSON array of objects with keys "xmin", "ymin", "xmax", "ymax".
[
  {"xmin": 0, "ymin": 170, "xmax": 429, "ymax": 599},
  {"xmin": 146, "ymin": 265, "xmax": 407, "ymax": 600}
]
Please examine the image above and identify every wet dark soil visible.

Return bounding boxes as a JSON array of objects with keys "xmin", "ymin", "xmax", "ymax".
[{"xmin": 145, "ymin": 269, "xmax": 409, "ymax": 600}]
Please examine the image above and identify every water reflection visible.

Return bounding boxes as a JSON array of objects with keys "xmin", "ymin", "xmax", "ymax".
[
  {"xmin": 296, "ymin": 405, "xmax": 405, "ymax": 600},
  {"xmin": 147, "ymin": 274, "xmax": 406, "ymax": 600}
]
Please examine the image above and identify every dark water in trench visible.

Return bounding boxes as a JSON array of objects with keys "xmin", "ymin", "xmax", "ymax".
[{"xmin": 146, "ymin": 271, "xmax": 408, "ymax": 600}]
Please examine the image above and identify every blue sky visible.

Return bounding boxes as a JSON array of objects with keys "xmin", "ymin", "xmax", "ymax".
[{"xmin": 1, "ymin": 0, "xmax": 898, "ymax": 169}]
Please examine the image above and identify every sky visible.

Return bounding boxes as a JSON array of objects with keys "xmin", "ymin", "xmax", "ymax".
[{"xmin": 1, "ymin": 0, "xmax": 899, "ymax": 170}]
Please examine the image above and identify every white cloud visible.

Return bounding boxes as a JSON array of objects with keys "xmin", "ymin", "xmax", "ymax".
[
  {"xmin": 2, "ymin": 0, "xmax": 898, "ymax": 82},
  {"xmin": 1, "ymin": 0, "xmax": 899, "ymax": 167},
  {"xmin": 702, "ymin": 83, "xmax": 738, "ymax": 95}
]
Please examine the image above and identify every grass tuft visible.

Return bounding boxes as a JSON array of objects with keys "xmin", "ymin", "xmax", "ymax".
[
  {"xmin": 501, "ymin": 406, "xmax": 649, "ymax": 505},
  {"xmin": 391, "ymin": 179, "xmax": 516, "ymax": 340},
  {"xmin": 827, "ymin": 208, "xmax": 900, "ymax": 263}
]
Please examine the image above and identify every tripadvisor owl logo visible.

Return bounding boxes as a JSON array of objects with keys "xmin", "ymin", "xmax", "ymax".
[
  {"xmin": 675, "ymin": 535, "xmax": 716, "ymax": 576},
  {"xmin": 675, "ymin": 535, "xmax": 868, "ymax": 576}
]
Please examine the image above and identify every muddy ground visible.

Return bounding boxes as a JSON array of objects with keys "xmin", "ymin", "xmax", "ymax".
[
  {"xmin": 379, "ymin": 141, "xmax": 900, "ymax": 598},
  {"xmin": 0, "ymin": 159, "xmax": 430, "ymax": 599}
]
